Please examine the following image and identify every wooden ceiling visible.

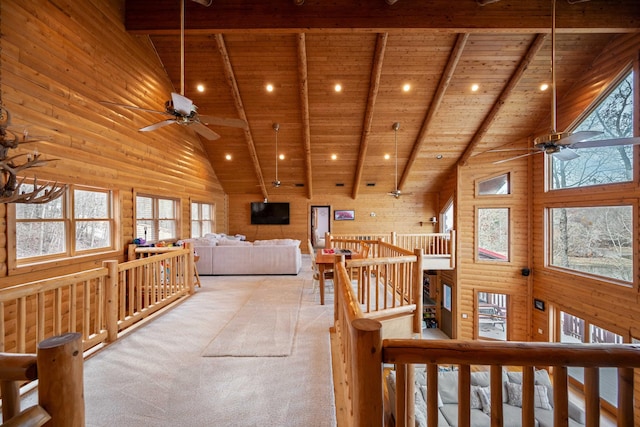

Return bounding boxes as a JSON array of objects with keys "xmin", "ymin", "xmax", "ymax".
[{"xmin": 124, "ymin": 0, "xmax": 639, "ymax": 200}]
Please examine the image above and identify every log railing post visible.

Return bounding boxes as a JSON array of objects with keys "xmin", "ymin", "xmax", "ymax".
[
  {"xmin": 0, "ymin": 353, "xmax": 38, "ymax": 422},
  {"xmin": 185, "ymin": 242, "xmax": 195, "ymax": 295},
  {"xmin": 413, "ymin": 248, "xmax": 423, "ymax": 335},
  {"xmin": 351, "ymin": 317, "xmax": 383, "ymax": 426},
  {"xmin": 37, "ymin": 333, "xmax": 85, "ymax": 427},
  {"xmin": 103, "ymin": 260, "xmax": 119, "ymax": 343}
]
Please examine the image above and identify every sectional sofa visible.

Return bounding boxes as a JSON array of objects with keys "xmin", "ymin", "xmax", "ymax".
[
  {"xmin": 386, "ymin": 368, "xmax": 586, "ymax": 427},
  {"xmin": 185, "ymin": 234, "xmax": 302, "ymax": 275}
]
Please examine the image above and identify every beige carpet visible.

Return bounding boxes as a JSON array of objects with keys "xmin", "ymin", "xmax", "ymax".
[
  {"xmin": 21, "ymin": 258, "xmax": 337, "ymax": 427},
  {"xmin": 202, "ymin": 278, "xmax": 304, "ymax": 357}
]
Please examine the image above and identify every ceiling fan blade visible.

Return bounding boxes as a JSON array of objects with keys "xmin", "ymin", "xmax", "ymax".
[
  {"xmin": 171, "ymin": 92, "xmax": 194, "ymax": 116},
  {"xmin": 140, "ymin": 119, "xmax": 176, "ymax": 132},
  {"xmin": 569, "ymin": 136, "xmax": 640, "ymax": 149},
  {"xmin": 552, "ymin": 148, "xmax": 580, "ymax": 161},
  {"xmin": 188, "ymin": 122, "xmax": 221, "ymax": 140},
  {"xmin": 493, "ymin": 151, "xmax": 541, "ymax": 165},
  {"xmin": 198, "ymin": 115, "xmax": 248, "ymax": 130},
  {"xmin": 487, "ymin": 147, "xmax": 537, "ymax": 153},
  {"xmin": 100, "ymin": 101, "xmax": 169, "ymax": 116},
  {"xmin": 559, "ymin": 130, "xmax": 602, "ymax": 146}
]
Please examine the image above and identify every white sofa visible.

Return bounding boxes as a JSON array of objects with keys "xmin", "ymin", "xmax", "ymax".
[
  {"xmin": 186, "ymin": 235, "xmax": 302, "ymax": 275},
  {"xmin": 386, "ymin": 368, "xmax": 586, "ymax": 427}
]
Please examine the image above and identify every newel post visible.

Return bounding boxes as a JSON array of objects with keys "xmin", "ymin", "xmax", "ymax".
[
  {"xmin": 413, "ymin": 248, "xmax": 423, "ymax": 336},
  {"xmin": 185, "ymin": 241, "xmax": 195, "ymax": 295},
  {"xmin": 103, "ymin": 260, "xmax": 119, "ymax": 343},
  {"xmin": 37, "ymin": 333, "xmax": 85, "ymax": 426},
  {"xmin": 352, "ymin": 317, "xmax": 383, "ymax": 426}
]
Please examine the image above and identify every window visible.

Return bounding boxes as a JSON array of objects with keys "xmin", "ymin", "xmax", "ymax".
[
  {"xmin": 549, "ymin": 206, "xmax": 632, "ymax": 282},
  {"xmin": 136, "ymin": 195, "xmax": 179, "ymax": 243},
  {"xmin": 478, "ymin": 173, "xmax": 510, "ymax": 195},
  {"xmin": 551, "ymin": 70, "xmax": 634, "ymax": 189},
  {"xmin": 477, "ymin": 292, "xmax": 507, "ymax": 341},
  {"xmin": 191, "ymin": 201, "xmax": 215, "ymax": 238},
  {"xmin": 15, "ymin": 185, "xmax": 114, "ymax": 262},
  {"xmin": 477, "ymin": 208, "xmax": 509, "ymax": 262},
  {"xmin": 559, "ymin": 311, "xmax": 622, "ymax": 408},
  {"xmin": 442, "ymin": 199, "xmax": 454, "ymax": 234}
]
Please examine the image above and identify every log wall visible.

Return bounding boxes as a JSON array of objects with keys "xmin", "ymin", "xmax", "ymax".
[
  {"xmin": 0, "ymin": 1, "xmax": 226, "ymax": 286},
  {"xmin": 227, "ymin": 192, "xmax": 439, "ymax": 252}
]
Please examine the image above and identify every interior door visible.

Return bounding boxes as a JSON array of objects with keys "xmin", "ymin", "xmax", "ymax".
[{"xmin": 310, "ymin": 206, "xmax": 330, "ymax": 247}]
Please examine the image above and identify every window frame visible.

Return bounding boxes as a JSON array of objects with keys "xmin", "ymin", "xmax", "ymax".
[
  {"xmin": 544, "ymin": 202, "xmax": 635, "ymax": 287},
  {"xmin": 8, "ymin": 184, "xmax": 118, "ymax": 270},
  {"xmin": 135, "ymin": 193, "xmax": 180, "ymax": 243},
  {"xmin": 476, "ymin": 207, "xmax": 511, "ymax": 263},
  {"xmin": 190, "ymin": 200, "xmax": 215, "ymax": 238}
]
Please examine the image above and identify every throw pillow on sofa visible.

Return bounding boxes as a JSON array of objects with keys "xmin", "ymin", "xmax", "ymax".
[{"xmin": 505, "ymin": 382, "xmax": 552, "ymax": 410}]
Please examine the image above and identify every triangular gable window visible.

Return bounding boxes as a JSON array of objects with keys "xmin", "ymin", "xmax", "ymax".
[
  {"xmin": 477, "ymin": 173, "xmax": 510, "ymax": 195},
  {"xmin": 551, "ymin": 69, "xmax": 635, "ymax": 189}
]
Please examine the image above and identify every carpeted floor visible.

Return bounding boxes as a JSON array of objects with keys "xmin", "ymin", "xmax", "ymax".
[{"xmin": 23, "ymin": 256, "xmax": 337, "ymax": 427}]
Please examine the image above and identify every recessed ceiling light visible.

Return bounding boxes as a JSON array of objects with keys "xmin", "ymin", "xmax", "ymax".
[
  {"xmin": 436, "ymin": 154, "xmax": 443, "ymax": 159},
  {"xmin": 403, "ymin": 84, "xmax": 411, "ymax": 92},
  {"xmin": 196, "ymin": 84, "xmax": 205, "ymax": 92},
  {"xmin": 540, "ymin": 83, "xmax": 549, "ymax": 91},
  {"xmin": 279, "ymin": 154, "xmax": 285, "ymax": 160},
  {"xmin": 225, "ymin": 154, "xmax": 232, "ymax": 160},
  {"xmin": 266, "ymin": 84, "xmax": 274, "ymax": 92},
  {"xmin": 384, "ymin": 154, "xmax": 391, "ymax": 160},
  {"xmin": 334, "ymin": 84, "xmax": 342, "ymax": 92},
  {"xmin": 331, "ymin": 154, "xmax": 337, "ymax": 160},
  {"xmin": 471, "ymin": 84, "xmax": 479, "ymax": 92}
]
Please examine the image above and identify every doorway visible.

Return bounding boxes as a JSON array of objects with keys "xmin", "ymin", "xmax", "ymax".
[{"xmin": 310, "ymin": 206, "xmax": 330, "ymax": 247}]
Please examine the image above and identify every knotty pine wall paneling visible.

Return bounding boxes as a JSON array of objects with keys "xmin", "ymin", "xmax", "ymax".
[
  {"xmin": 455, "ymin": 152, "xmax": 531, "ymax": 341},
  {"xmin": 0, "ymin": 1, "xmax": 227, "ymax": 286},
  {"xmin": 227, "ymin": 192, "xmax": 438, "ymax": 252}
]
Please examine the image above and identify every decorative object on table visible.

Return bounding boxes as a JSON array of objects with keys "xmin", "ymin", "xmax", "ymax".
[{"xmin": 334, "ymin": 209, "xmax": 355, "ymax": 221}]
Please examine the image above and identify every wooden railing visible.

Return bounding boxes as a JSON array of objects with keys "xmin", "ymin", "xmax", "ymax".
[
  {"xmin": 345, "ymin": 244, "xmax": 423, "ymax": 337},
  {"xmin": 327, "ymin": 231, "xmax": 455, "ymax": 269},
  {"xmin": 331, "ymin": 260, "xmax": 640, "ymax": 427},
  {"xmin": 0, "ymin": 244, "xmax": 194, "ymax": 354}
]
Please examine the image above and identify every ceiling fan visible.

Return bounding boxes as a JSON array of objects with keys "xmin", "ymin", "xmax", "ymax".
[
  {"xmin": 491, "ymin": 0, "xmax": 640, "ymax": 164},
  {"xmin": 100, "ymin": 0, "xmax": 247, "ymax": 140},
  {"xmin": 388, "ymin": 122, "xmax": 404, "ymax": 198}
]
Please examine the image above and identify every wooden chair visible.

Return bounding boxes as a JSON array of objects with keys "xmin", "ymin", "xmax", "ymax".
[{"xmin": 308, "ymin": 240, "xmax": 333, "ymax": 293}]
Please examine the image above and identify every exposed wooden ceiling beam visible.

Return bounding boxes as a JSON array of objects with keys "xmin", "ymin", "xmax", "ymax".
[
  {"xmin": 352, "ymin": 32, "xmax": 388, "ymax": 200},
  {"xmin": 214, "ymin": 34, "xmax": 268, "ymax": 199},
  {"xmin": 457, "ymin": 33, "xmax": 549, "ymax": 166},
  {"xmin": 296, "ymin": 33, "xmax": 313, "ymax": 199},
  {"xmin": 126, "ymin": 0, "xmax": 640, "ymax": 34},
  {"xmin": 397, "ymin": 33, "xmax": 469, "ymax": 192}
]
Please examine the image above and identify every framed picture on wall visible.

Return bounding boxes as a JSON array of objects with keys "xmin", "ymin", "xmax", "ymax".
[{"xmin": 334, "ymin": 210, "xmax": 355, "ymax": 221}]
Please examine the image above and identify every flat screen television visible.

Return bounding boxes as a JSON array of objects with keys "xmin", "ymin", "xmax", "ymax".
[{"xmin": 250, "ymin": 202, "xmax": 290, "ymax": 225}]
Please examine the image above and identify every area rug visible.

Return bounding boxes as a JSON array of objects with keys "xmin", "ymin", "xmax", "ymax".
[{"xmin": 202, "ymin": 278, "xmax": 305, "ymax": 357}]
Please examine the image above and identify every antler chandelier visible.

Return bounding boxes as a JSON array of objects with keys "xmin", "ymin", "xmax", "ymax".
[{"xmin": 0, "ymin": 106, "xmax": 66, "ymax": 204}]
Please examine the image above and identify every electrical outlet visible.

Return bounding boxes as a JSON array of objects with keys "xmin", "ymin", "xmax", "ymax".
[
  {"xmin": 462, "ymin": 313, "xmax": 468, "ymax": 319},
  {"xmin": 538, "ymin": 328, "xmax": 543, "ymax": 334}
]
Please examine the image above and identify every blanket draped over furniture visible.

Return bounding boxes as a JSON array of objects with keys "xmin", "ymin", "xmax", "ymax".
[
  {"xmin": 186, "ymin": 234, "xmax": 302, "ymax": 275},
  {"xmin": 386, "ymin": 368, "xmax": 586, "ymax": 427}
]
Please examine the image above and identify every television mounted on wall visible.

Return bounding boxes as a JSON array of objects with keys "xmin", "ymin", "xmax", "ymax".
[{"xmin": 250, "ymin": 202, "xmax": 290, "ymax": 225}]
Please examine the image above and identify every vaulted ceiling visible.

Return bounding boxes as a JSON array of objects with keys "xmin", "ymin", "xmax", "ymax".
[{"xmin": 124, "ymin": 0, "xmax": 639, "ymax": 200}]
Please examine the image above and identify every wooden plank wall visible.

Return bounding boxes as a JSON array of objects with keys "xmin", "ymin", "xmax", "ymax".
[
  {"xmin": 532, "ymin": 33, "xmax": 640, "ymax": 343},
  {"xmin": 0, "ymin": 1, "xmax": 227, "ymax": 286},
  {"xmin": 455, "ymin": 149, "xmax": 532, "ymax": 341},
  {"xmin": 228, "ymin": 192, "xmax": 438, "ymax": 251}
]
